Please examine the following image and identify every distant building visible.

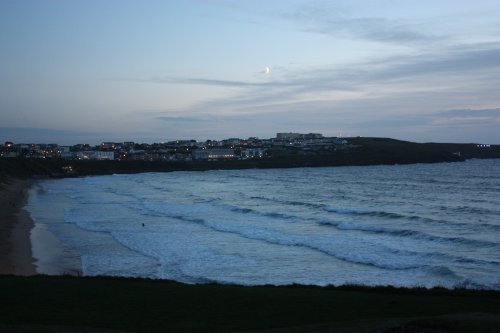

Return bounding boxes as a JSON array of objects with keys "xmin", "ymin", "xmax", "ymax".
[
  {"xmin": 241, "ymin": 148, "xmax": 266, "ymax": 159},
  {"xmin": 94, "ymin": 151, "xmax": 115, "ymax": 160},
  {"xmin": 59, "ymin": 146, "xmax": 71, "ymax": 153},
  {"xmin": 77, "ymin": 151, "xmax": 114, "ymax": 160},
  {"xmin": 3, "ymin": 151, "xmax": 19, "ymax": 158},
  {"xmin": 173, "ymin": 140, "xmax": 197, "ymax": 147},
  {"xmin": 276, "ymin": 133, "xmax": 301, "ymax": 141},
  {"xmin": 192, "ymin": 149, "xmax": 235, "ymax": 160},
  {"xmin": 223, "ymin": 138, "xmax": 241, "ymax": 146},
  {"xmin": 58, "ymin": 146, "xmax": 74, "ymax": 159},
  {"xmin": 276, "ymin": 133, "xmax": 324, "ymax": 141},
  {"xmin": 192, "ymin": 149, "xmax": 209, "ymax": 160},
  {"xmin": 101, "ymin": 142, "xmax": 119, "ymax": 150},
  {"xmin": 301, "ymin": 133, "xmax": 323, "ymax": 140}
]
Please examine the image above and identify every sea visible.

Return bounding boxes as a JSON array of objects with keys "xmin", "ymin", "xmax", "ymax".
[{"xmin": 26, "ymin": 159, "xmax": 500, "ymax": 289}]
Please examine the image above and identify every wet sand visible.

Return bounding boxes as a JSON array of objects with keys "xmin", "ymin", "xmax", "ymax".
[{"xmin": 0, "ymin": 178, "xmax": 36, "ymax": 275}]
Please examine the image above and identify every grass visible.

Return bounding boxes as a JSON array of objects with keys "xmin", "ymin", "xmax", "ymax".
[
  {"xmin": 2, "ymin": 137, "xmax": 500, "ymax": 179},
  {"xmin": 1, "ymin": 275, "xmax": 499, "ymax": 332}
]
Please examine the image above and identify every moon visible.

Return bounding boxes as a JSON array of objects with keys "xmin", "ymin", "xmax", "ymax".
[{"xmin": 264, "ymin": 66, "xmax": 270, "ymax": 75}]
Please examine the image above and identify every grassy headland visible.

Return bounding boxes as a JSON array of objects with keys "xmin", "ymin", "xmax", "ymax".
[
  {"xmin": 0, "ymin": 275, "xmax": 499, "ymax": 332},
  {"xmin": 1, "ymin": 138, "xmax": 499, "ymax": 178},
  {"xmin": 2, "ymin": 138, "xmax": 500, "ymax": 332}
]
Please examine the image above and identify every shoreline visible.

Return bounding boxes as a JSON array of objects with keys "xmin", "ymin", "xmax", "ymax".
[
  {"xmin": 0, "ymin": 178, "xmax": 82, "ymax": 277},
  {"xmin": 0, "ymin": 178, "xmax": 36, "ymax": 275},
  {"xmin": 2, "ymin": 162, "xmax": 499, "ymax": 287}
]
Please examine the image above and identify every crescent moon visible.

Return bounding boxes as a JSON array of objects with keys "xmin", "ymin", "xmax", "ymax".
[{"xmin": 264, "ymin": 66, "xmax": 270, "ymax": 75}]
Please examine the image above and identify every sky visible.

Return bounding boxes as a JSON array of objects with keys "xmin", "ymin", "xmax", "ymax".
[{"xmin": 1, "ymin": 0, "xmax": 500, "ymax": 144}]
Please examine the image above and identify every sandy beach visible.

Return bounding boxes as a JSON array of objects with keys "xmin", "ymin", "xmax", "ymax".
[
  {"xmin": 0, "ymin": 178, "xmax": 36, "ymax": 275},
  {"xmin": 0, "ymin": 176, "xmax": 499, "ymax": 332}
]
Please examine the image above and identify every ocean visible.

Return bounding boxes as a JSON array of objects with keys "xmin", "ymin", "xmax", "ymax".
[{"xmin": 26, "ymin": 159, "xmax": 500, "ymax": 289}]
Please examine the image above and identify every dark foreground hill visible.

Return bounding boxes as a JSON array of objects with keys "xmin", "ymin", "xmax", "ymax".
[
  {"xmin": 0, "ymin": 275, "xmax": 499, "ymax": 333},
  {"xmin": 1, "ymin": 137, "xmax": 499, "ymax": 178}
]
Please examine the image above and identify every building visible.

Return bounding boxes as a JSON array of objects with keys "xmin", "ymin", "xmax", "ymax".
[
  {"xmin": 276, "ymin": 133, "xmax": 301, "ymax": 141},
  {"xmin": 77, "ymin": 151, "xmax": 114, "ymax": 160},
  {"xmin": 94, "ymin": 151, "xmax": 115, "ymax": 160},
  {"xmin": 192, "ymin": 149, "xmax": 235, "ymax": 160},
  {"xmin": 241, "ymin": 148, "xmax": 266, "ymax": 159},
  {"xmin": 301, "ymin": 133, "xmax": 323, "ymax": 140},
  {"xmin": 222, "ymin": 138, "xmax": 241, "ymax": 146}
]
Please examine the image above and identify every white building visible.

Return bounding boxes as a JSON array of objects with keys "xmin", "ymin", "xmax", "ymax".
[
  {"xmin": 192, "ymin": 149, "xmax": 235, "ymax": 160},
  {"xmin": 77, "ymin": 151, "xmax": 114, "ymax": 160}
]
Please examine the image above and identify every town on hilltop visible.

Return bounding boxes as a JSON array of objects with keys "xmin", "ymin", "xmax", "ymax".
[{"xmin": 1, "ymin": 133, "xmax": 349, "ymax": 162}]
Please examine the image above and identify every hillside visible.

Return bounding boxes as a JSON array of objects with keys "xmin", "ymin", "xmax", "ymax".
[{"xmin": 1, "ymin": 137, "xmax": 499, "ymax": 178}]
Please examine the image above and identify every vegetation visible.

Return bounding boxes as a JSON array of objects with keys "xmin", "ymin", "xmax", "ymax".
[
  {"xmin": 348, "ymin": 137, "xmax": 500, "ymax": 160},
  {"xmin": 2, "ymin": 138, "xmax": 499, "ymax": 331},
  {"xmin": 3, "ymin": 137, "xmax": 498, "ymax": 178},
  {"xmin": 0, "ymin": 275, "xmax": 499, "ymax": 332}
]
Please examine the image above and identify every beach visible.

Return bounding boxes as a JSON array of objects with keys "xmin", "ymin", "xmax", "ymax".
[
  {"xmin": 24, "ymin": 161, "xmax": 500, "ymax": 288},
  {"xmin": 1, "ymin": 173, "xmax": 500, "ymax": 332},
  {"xmin": 0, "ymin": 178, "xmax": 36, "ymax": 275}
]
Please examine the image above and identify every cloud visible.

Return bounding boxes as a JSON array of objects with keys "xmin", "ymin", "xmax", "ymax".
[
  {"xmin": 0, "ymin": 127, "xmax": 103, "ymax": 145},
  {"xmin": 145, "ymin": 76, "xmax": 262, "ymax": 87},
  {"xmin": 282, "ymin": 1, "xmax": 438, "ymax": 45},
  {"xmin": 140, "ymin": 42, "xmax": 500, "ymax": 95},
  {"xmin": 307, "ymin": 17, "xmax": 435, "ymax": 44},
  {"xmin": 140, "ymin": 75, "xmax": 303, "ymax": 89},
  {"xmin": 132, "ymin": 38, "xmax": 500, "ymax": 144},
  {"xmin": 438, "ymin": 108, "xmax": 500, "ymax": 118},
  {"xmin": 369, "ymin": 44, "xmax": 500, "ymax": 80},
  {"xmin": 432, "ymin": 108, "xmax": 500, "ymax": 126},
  {"xmin": 156, "ymin": 116, "xmax": 209, "ymax": 122},
  {"xmin": 145, "ymin": 43, "xmax": 500, "ymax": 118}
]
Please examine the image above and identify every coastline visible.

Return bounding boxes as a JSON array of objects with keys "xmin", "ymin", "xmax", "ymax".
[
  {"xmin": 0, "ymin": 178, "xmax": 36, "ymax": 275},
  {"xmin": 0, "ymin": 172, "xmax": 499, "ymax": 332}
]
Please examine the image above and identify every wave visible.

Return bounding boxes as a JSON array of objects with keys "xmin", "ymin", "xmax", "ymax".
[
  {"xmin": 62, "ymin": 181, "xmax": 500, "ymax": 272},
  {"xmin": 323, "ymin": 206, "xmax": 414, "ymax": 219},
  {"xmin": 29, "ymin": 163, "xmax": 500, "ymax": 289},
  {"xmin": 229, "ymin": 206, "xmax": 299, "ymax": 221},
  {"xmin": 324, "ymin": 205, "xmax": 500, "ymax": 231},
  {"xmin": 424, "ymin": 265, "xmax": 461, "ymax": 279},
  {"xmin": 249, "ymin": 196, "xmax": 325, "ymax": 209},
  {"xmin": 141, "ymin": 201, "xmax": 411, "ymax": 270},
  {"xmin": 139, "ymin": 200, "xmax": 500, "ymax": 272},
  {"xmin": 35, "ymin": 185, "xmax": 48, "ymax": 195},
  {"xmin": 416, "ymin": 267, "xmax": 499, "ymax": 290},
  {"xmin": 318, "ymin": 219, "xmax": 500, "ymax": 249},
  {"xmin": 441, "ymin": 205, "xmax": 500, "ymax": 216}
]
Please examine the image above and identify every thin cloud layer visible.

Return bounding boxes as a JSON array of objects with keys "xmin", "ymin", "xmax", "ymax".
[
  {"xmin": 141, "ymin": 43, "xmax": 500, "ymax": 116},
  {"xmin": 2, "ymin": 0, "xmax": 500, "ymax": 143},
  {"xmin": 287, "ymin": 6, "xmax": 437, "ymax": 45}
]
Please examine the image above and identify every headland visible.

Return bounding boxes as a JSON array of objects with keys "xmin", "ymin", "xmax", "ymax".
[
  {"xmin": 1, "ymin": 137, "xmax": 500, "ymax": 332},
  {"xmin": 1, "ymin": 137, "xmax": 500, "ymax": 179}
]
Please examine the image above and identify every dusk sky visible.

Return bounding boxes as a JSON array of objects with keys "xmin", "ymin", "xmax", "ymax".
[{"xmin": 1, "ymin": 0, "xmax": 500, "ymax": 144}]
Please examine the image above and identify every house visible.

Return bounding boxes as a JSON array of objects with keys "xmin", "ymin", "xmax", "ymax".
[
  {"xmin": 241, "ymin": 148, "xmax": 266, "ymax": 159},
  {"xmin": 77, "ymin": 151, "xmax": 114, "ymax": 160},
  {"xmin": 276, "ymin": 133, "xmax": 301, "ymax": 141},
  {"xmin": 192, "ymin": 149, "xmax": 235, "ymax": 160}
]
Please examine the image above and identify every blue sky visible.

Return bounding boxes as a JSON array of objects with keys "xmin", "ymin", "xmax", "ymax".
[{"xmin": 1, "ymin": 0, "xmax": 500, "ymax": 144}]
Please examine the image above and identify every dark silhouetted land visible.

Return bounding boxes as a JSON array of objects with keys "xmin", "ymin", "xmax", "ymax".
[
  {"xmin": 0, "ymin": 275, "xmax": 499, "ymax": 332},
  {"xmin": 1, "ymin": 138, "xmax": 499, "ymax": 178},
  {"xmin": 1, "ymin": 137, "xmax": 500, "ymax": 332}
]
